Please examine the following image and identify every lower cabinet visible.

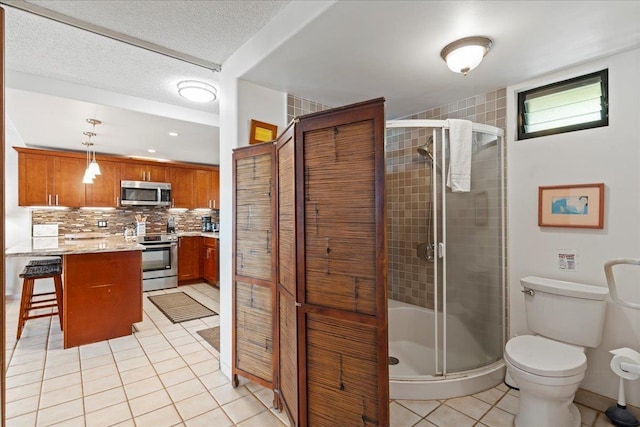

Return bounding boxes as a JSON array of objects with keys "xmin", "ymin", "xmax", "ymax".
[
  {"xmin": 202, "ymin": 238, "xmax": 218, "ymax": 286},
  {"xmin": 178, "ymin": 236, "xmax": 202, "ymax": 283}
]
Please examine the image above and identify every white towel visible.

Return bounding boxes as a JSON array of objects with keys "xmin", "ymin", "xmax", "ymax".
[{"xmin": 446, "ymin": 119, "xmax": 473, "ymax": 192}]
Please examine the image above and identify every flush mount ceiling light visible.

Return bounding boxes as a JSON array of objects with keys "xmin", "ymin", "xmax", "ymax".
[
  {"xmin": 177, "ymin": 80, "xmax": 217, "ymax": 103},
  {"xmin": 440, "ymin": 36, "xmax": 493, "ymax": 76}
]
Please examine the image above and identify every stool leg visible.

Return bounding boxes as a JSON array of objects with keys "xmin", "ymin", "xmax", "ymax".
[
  {"xmin": 53, "ymin": 274, "xmax": 63, "ymax": 331},
  {"xmin": 16, "ymin": 278, "xmax": 33, "ymax": 340}
]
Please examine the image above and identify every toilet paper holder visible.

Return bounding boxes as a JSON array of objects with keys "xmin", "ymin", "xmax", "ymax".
[{"xmin": 604, "ymin": 259, "xmax": 640, "ymax": 427}]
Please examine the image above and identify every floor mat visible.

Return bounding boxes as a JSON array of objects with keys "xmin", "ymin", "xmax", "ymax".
[
  {"xmin": 197, "ymin": 326, "xmax": 220, "ymax": 352},
  {"xmin": 148, "ymin": 292, "xmax": 217, "ymax": 323}
]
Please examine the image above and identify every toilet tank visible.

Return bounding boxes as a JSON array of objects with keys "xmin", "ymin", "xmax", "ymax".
[{"xmin": 521, "ymin": 276, "xmax": 609, "ymax": 348}]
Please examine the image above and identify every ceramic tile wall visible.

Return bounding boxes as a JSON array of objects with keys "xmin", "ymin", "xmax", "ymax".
[
  {"xmin": 31, "ymin": 208, "xmax": 220, "ymax": 236},
  {"xmin": 286, "ymin": 94, "xmax": 332, "ymax": 123},
  {"xmin": 386, "ymin": 88, "xmax": 507, "ymax": 318}
]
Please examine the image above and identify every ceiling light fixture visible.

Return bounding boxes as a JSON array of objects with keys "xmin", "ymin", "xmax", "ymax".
[
  {"xmin": 148, "ymin": 149, "xmax": 157, "ymax": 153},
  {"xmin": 82, "ymin": 118, "xmax": 102, "ymax": 184},
  {"xmin": 168, "ymin": 132, "xmax": 179, "ymax": 137},
  {"xmin": 440, "ymin": 36, "xmax": 493, "ymax": 76},
  {"xmin": 177, "ymin": 80, "xmax": 217, "ymax": 103}
]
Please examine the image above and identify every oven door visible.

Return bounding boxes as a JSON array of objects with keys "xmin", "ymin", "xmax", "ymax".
[{"xmin": 142, "ymin": 243, "xmax": 177, "ymax": 279}]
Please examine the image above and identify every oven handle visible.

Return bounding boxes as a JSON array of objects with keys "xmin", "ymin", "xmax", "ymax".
[{"xmin": 142, "ymin": 243, "xmax": 177, "ymax": 249}]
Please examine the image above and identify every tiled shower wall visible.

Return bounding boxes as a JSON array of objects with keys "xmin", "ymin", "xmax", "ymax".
[
  {"xmin": 31, "ymin": 208, "xmax": 219, "ymax": 236},
  {"xmin": 287, "ymin": 94, "xmax": 332, "ymax": 123},
  {"xmin": 386, "ymin": 88, "xmax": 507, "ymax": 310}
]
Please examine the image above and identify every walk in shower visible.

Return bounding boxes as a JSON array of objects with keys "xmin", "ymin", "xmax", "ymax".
[{"xmin": 385, "ymin": 119, "xmax": 506, "ymax": 399}]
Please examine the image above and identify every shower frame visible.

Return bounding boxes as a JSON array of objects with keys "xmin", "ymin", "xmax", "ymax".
[{"xmin": 386, "ymin": 119, "xmax": 506, "ymax": 397}]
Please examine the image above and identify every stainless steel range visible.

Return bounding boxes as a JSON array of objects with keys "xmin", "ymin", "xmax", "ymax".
[{"xmin": 139, "ymin": 234, "xmax": 178, "ymax": 291}]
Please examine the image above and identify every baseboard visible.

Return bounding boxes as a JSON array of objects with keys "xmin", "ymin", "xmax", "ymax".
[{"xmin": 575, "ymin": 388, "xmax": 640, "ymax": 417}]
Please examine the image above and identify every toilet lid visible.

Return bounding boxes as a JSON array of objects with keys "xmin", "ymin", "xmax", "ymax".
[{"xmin": 505, "ymin": 335, "xmax": 587, "ymax": 377}]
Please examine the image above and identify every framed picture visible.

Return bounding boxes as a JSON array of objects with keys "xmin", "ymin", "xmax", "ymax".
[
  {"xmin": 249, "ymin": 119, "xmax": 278, "ymax": 144},
  {"xmin": 538, "ymin": 183, "xmax": 604, "ymax": 229}
]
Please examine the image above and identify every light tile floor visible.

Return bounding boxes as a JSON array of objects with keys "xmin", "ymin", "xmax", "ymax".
[
  {"xmin": 5, "ymin": 283, "xmax": 289, "ymax": 427},
  {"xmin": 4, "ymin": 283, "xmax": 616, "ymax": 427}
]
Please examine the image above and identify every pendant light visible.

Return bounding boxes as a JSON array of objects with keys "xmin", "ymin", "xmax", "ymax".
[
  {"xmin": 81, "ymin": 118, "xmax": 101, "ymax": 184},
  {"xmin": 440, "ymin": 36, "xmax": 493, "ymax": 76}
]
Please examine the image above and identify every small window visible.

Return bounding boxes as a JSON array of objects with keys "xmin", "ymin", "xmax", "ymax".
[{"xmin": 518, "ymin": 69, "xmax": 608, "ymax": 140}]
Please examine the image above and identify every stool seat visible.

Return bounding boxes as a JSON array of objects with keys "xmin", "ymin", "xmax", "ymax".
[{"xmin": 16, "ymin": 258, "xmax": 64, "ymax": 340}]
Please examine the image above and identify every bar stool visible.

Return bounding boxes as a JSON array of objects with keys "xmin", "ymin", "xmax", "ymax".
[{"xmin": 16, "ymin": 257, "xmax": 64, "ymax": 340}]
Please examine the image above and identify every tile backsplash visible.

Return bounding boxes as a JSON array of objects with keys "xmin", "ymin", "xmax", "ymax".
[{"xmin": 31, "ymin": 208, "xmax": 219, "ymax": 236}]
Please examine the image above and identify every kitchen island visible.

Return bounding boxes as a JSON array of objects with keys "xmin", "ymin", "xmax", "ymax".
[{"xmin": 7, "ymin": 236, "xmax": 145, "ymax": 348}]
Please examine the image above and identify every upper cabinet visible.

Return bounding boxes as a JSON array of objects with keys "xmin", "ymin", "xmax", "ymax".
[
  {"xmin": 169, "ymin": 167, "xmax": 195, "ymax": 208},
  {"xmin": 194, "ymin": 168, "xmax": 219, "ymax": 209},
  {"xmin": 18, "ymin": 149, "xmax": 86, "ymax": 207},
  {"xmin": 121, "ymin": 163, "xmax": 168, "ymax": 183},
  {"xmin": 16, "ymin": 147, "xmax": 219, "ymax": 209},
  {"xmin": 85, "ymin": 160, "xmax": 121, "ymax": 208}
]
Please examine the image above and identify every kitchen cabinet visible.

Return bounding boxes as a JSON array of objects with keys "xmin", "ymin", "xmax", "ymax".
[
  {"xmin": 194, "ymin": 168, "xmax": 219, "ymax": 209},
  {"xmin": 85, "ymin": 160, "xmax": 121, "ymax": 207},
  {"xmin": 232, "ymin": 142, "xmax": 276, "ymax": 393},
  {"xmin": 178, "ymin": 236, "xmax": 201, "ymax": 283},
  {"xmin": 169, "ymin": 167, "xmax": 195, "ymax": 208},
  {"xmin": 121, "ymin": 162, "xmax": 168, "ymax": 182},
  {"xmin": 16, "ymin": 147, "xmax": 218, "ymax": 209},
  {"xmin": 17, "ymin": 149, "xmax": 86, "ymax": 207},
  {"xmin": 202, "ymin": 238, "xmax": 218, "ymax": 285},
  {"xmin": 63, "ymin": 250, "xmax": 142, "ymax": 348},
  {"xmin": 275, "ymin": 99, "xmax": 388, "ymax": 427}
]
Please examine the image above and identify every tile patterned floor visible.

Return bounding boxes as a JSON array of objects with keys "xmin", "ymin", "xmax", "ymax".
[
  {"xmin": 4, "ymin": 283, "xmax": 618, "ymax": 427},
  {"xmin": 5, "ymin": 283, "xmax": 289, "ymax": 427}
]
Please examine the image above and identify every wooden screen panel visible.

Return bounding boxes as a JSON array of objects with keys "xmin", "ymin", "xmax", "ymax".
[
  {"xmin": 278, "ymin": 290, "xmax": 299, "ymax": 424},
  {"xmin": 235, "ymin": 153, "xmax": 273, "ymax": 281},
  {"xmin": 276, "ymin": 126, "xmax": 299, "ymax": 425},
  {"xmin": 235, "ymin": 280, "xmax": 273, "ymax": 382},
  {"xmin": 305, "ymin": 312, "xmax": 381, "ymax": 426},
  {"xmin": 303, "ymin": 121, "xmax": 378, "ymax": 315},
  {"xmin": 277, "ymin": 133, "xmax": 296, "ymax": 298}
]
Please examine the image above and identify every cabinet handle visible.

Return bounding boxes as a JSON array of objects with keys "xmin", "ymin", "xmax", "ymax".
[
  {"xmin": 213, "ymin": 200, "xmax": 216, "ymax": 209},
  {"xmin": 172, "ymin": 199, "xmax": 175, "ymax": 208},
  {"xmin": 116, "ymin": 196, "xmax": 120, "ymax": 207},
  {"xmin": 178, "ymin": 239, "xmax": 181, "ymax": 248},
  {"xmin": 209, "ymin": 200, "xmax": 211, "ymax": 209},
  {"xmin": 142, "ymin": 171, "xmax": 145, "ymax": 181},
  {"xmin": 48, "ymin": 194, "xmax": 52, "ymax": 206},
  {"xmin": 206, "ymin": 248, "xmax": 210, "ymax": 260},
  {"xmin": 148, "ymin": 171, "xmax": 151, "ymax": 181},
  {"xmin": 55, "ymin": 194, "xmax": 59, "ymax": 206}
]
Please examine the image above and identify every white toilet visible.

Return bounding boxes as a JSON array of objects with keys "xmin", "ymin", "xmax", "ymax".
[{"xmin": 505, "ymin": 276, "xmax": 608, "ymax": 427}]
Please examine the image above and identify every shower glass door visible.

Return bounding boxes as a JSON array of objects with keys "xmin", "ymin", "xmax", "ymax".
[{"xmin": 439, "ymin": 128, "xmax": 505, "ymax": 374}]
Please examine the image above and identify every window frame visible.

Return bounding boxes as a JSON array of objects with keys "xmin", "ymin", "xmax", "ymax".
[{"xmin": 517, "ymin": 69, "xmax": 609, "ymax": 140}]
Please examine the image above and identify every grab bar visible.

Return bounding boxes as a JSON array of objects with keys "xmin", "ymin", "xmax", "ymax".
[{"xmin": 604, "ymin": 258, "xmax": 640, "ymax": 310}]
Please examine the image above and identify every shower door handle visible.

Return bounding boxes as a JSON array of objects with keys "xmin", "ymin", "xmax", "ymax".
[{"xmin": 437, "ymin": 242, "xmax": 445, "ymax": 258}]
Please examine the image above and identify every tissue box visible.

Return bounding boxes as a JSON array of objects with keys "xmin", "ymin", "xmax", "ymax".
[{"xmin": 33, "ymin": 224, "xmax": 59, "ymax": 237}]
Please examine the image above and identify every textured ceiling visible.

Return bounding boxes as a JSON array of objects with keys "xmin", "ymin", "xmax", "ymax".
[{"xmin": 3, "ymin": 1, "xmax": 640, "ymax": 166}]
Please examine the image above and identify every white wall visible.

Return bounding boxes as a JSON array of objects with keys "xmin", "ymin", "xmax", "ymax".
[
  {"xmin": 507, "ymin": 48, "xmax": 640, "ymax": 405},
  {"xmin": 4, "ymin": 118, "xmax": 33, "ymax": 296}
]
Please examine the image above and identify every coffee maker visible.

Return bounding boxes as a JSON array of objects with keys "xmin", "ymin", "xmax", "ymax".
[{"xmin": 201, "ymin": 216, "xmax": 213, "ymax": 232}]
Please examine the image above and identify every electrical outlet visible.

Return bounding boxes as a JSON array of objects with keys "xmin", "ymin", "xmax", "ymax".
[{"xmin": 97, "ymin": 220, "xmax": 108, "ymax": 228}]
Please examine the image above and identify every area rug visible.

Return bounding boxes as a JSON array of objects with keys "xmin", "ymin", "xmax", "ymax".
[
  {"xmin": 197, "ymin": 327, "xmax": 220, "ymax": 352},
  {"xmin": 148, "ymin": 292, "xmax": 217, "ymax": 323}
]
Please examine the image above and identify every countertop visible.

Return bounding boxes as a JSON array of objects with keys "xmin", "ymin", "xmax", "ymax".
[
  {"xmin": 6, "ymin": 231, "xmax": 219, "ymax": 257},
  {"xmin": 178, "ymin": 232, "xmax": 220, "ymax": 239},
  {"xmin": 6, "ymin": 236, "xmax": 145, "ymax": 257}
]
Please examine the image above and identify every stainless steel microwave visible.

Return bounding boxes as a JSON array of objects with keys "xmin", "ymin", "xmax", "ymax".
[{"xmin": 120, "ymin": 180, "xmax": 172, "ymax": 206}]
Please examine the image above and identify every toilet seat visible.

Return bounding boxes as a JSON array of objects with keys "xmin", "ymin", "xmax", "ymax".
[{"xmin": 505, "ymin": 335, "xmax": 587, "ymax": 377}]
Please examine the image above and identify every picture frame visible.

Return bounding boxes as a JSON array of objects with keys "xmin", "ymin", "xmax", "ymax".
[
  {"xmin": 249, "ymin": 119, "xmax": 278, "ymax": 145},
  {"xmin": 538, "ymin": 183, "xmax": 604, "ymax": 229}
]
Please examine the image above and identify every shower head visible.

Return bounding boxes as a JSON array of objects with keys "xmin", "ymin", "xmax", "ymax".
[{"xmin": 417, "ymin": 144, "xmax": 434, "ymax": 161}]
